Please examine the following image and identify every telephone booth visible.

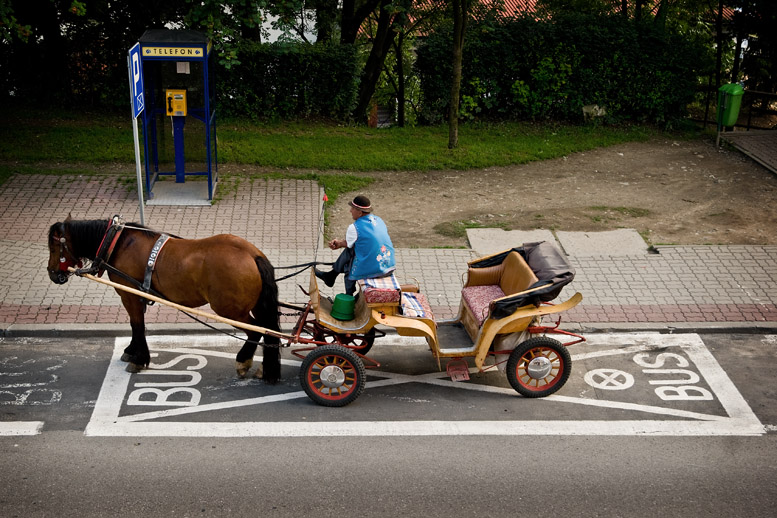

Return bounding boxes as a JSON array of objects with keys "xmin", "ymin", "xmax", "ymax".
[{"xmin": 138, "ymin": 29, "xmax": 217, "ymax": 203}]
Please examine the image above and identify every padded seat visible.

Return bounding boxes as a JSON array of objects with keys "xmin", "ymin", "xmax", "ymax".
[
  {"xmin": 358, "ymin": 274, "xmax": 401, "ymax": 305},
  {"xmin": 461, "ymin": 285, "xmax": 505, "ymax": 326},
  {"xmin": 461, "ymin": 251, "xmax": 538, "ymax": 329},
  {"xmin": 400, "ymin": 292, "xmax": 435, "ymax": 321}
]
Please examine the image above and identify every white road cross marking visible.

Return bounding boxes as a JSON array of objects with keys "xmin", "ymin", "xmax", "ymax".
[
  {"xmin": 84, "ymin": 333, "xmax": 765, "ymax": 437},
  {"xmin": 584, "ymin": 368, "xmax": 635, "ymax": 390}
]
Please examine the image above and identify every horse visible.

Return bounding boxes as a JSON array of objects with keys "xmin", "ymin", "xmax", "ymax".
[{"xmin": 46, "ymin": 215, "xmax": 282, "ymax": 383}]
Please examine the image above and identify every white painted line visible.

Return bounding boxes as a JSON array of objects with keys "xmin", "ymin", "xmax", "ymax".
[
  {"xmin": 0, "ymin": 421, "xmax": 44, "ymax": 436},
  {"xmin": 85, "ymin": 420, "xmax": 765, "ymax": 437},
  {"xmin": 119, "ymin": 391, "xmax": 310, "ymax": 422},
  {"xmin": 84, "ymin": 333, "xmax": 765, "ymax": 437}
]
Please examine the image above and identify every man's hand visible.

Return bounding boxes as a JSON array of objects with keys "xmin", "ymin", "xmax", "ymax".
[{"xmin": 328, "ymin": 238, "xmax": 345, "ymax": 250}]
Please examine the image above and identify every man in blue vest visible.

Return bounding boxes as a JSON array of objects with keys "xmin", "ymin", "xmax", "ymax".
[{"xmin": 315, "ymin": 195, "xmax": 396, "ymax": 295}]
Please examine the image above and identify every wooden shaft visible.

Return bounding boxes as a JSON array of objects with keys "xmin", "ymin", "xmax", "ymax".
[{"xmin": 69, "ymin": 268, "xmax": 294, "ymax": 341}]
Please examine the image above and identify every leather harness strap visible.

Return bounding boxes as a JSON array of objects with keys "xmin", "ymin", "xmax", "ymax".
[
  {"xmin": 143, "ymin": 234, "xmax": 170, "ymax": 294},
  {"xmin": 94, "ymin": 216, "xmax": 124, "ymax": 277}
]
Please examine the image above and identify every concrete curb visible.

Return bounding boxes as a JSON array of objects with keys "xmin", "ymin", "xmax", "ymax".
[{"xmin": 4, "ymin": 321, "xmax": 777, "ymax": 339}]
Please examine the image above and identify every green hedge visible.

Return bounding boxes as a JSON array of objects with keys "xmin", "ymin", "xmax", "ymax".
[
  {"xmin": 415, "ymin": 14, "xmax": 712, "ymax": 125},
  {"xmin": 218, "ymin": 41, "xmax": 359, "ymax": 120}
]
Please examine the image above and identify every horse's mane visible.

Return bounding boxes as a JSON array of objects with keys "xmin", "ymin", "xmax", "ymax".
[{"xmin": 49, "ymin": 219, "xmax": 109, "ymax": 259}]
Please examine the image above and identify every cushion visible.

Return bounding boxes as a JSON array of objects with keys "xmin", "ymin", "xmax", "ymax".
[
  {"xmin": 401, "ymin": 292, "xmax": 435, "ymax": 320},
  {"xmin": 461, "ymin": 284, "xmax": 505, "ymax": 326},
  {"xmin": 359, "ymin": 273, "xmax": 401, "ymax": 304}
]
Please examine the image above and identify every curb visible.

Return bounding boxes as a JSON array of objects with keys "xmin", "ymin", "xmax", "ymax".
[{"xmin": 4, "ymin": 321, "xmax": 777, "ymax": 339}]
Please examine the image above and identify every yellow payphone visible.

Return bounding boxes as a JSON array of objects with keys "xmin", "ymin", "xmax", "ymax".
[{"xmin": 165, "ymin": 89, "xmax": 187, "ymax": 116}]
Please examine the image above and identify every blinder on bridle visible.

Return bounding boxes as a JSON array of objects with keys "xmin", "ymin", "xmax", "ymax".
[{"xmin": 48, "ymin": 222, "xmax": 80, "ymax": 284}]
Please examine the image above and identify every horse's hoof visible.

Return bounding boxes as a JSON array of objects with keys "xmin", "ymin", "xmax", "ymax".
[
  {"xmin": 125, "ymin": 362, "xmax": 145, "ymax": 373},
  {"xmin": 235, "ymin": 360, "xmax": 253, "ymax": 379},
  {"xmin": 121, "ymin": 353, "xmax": 131, "ymax": 362},
  {"xmin": 263, "ymin": 376, "xmax": 280, "ymax": 385},
  {"xmin": 253, "ymin": 365, "xmax": 264, "ymax": 380}
]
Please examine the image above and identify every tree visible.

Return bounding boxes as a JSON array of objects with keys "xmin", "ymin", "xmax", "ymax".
[
  {"xmin": 448, "ymin": 0, "xmax": 474, "ymax": 149},
  {"xmin": 269, "ymin": 0, "xmax": 420, "ymax": 122}
]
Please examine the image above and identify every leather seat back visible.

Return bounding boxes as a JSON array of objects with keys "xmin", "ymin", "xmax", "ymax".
[{"xmin": 499, "ymin": 251, "xmax": 538, "ymax": 296}]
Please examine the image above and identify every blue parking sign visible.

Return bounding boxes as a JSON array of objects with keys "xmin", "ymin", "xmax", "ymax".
[{"xmin": 128, "ymin": 43, "xmax": 144, "ymax": 118}]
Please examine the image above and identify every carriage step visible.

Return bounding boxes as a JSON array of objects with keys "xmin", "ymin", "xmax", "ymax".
[{"xmin": 446, "ymin": 359, "xmax": 470, "ymax": 382}]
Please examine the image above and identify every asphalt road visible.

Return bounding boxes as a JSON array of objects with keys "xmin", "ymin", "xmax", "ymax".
[{"xmin": 1, "ymin": 332, "xmax": 775, "ymax": 517}]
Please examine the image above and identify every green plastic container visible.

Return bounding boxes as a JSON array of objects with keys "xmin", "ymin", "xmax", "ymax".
[
  {"xmin": 717, "ymin": 83, "xmax": 744, "ymax": 127},
  {"xmin": 330, "ymin": 294, "xmax": 355, "ymax": 321}
]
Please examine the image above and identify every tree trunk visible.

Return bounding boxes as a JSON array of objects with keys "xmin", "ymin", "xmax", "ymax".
[
  {"xmin": 353, "ymin": 1, "xmax": 397, "ymax": 122},
  {"xmin": 715, "ymin": 0, "xmax": 723, "ymax": 93},
  {"xmin": 395, "ymin": 34, "xmax": 406, "ymax": 127},
  {"xmin": 341, "ymin": 0, "xmax": 382, "ymax": 44},
  {"xmin": 313, "ymin": 0, "xmax": 338, "ymax": 43},
  {"xmin": 448, "ymin": 0, "xmax": 468, "ymax": 149}
]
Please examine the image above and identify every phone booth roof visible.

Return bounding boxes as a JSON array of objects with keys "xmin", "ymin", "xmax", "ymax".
[{"xmin": 139, "ymin": 29, "xmax": 211, "ymax": 61}]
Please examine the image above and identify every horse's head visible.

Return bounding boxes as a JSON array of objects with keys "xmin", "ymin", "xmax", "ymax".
[{"xmin": 47, "ymin": 215, "xmax": 79, "ymax": 284}]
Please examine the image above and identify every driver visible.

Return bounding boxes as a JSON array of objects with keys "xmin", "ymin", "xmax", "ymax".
[{"xmin": 315, "ymin": 195, "xmax": 395, "ymax": 295}]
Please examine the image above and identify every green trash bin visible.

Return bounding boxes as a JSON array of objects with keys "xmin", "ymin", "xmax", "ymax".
[{"xmin": 717, "ymin": 83, "xmax": 744, "ymax": 128}]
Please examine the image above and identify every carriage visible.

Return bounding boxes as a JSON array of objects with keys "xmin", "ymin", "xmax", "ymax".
[
  {"xmin": 288, "ymin": 241, "xmax": 585, "ymax": 406},
  {"xmin": 48, "ymin": 217, "xmax": 584, "ymax": 407}
]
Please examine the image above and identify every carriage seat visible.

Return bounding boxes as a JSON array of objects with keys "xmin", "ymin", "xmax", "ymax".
[
  {"xmin": 358, "ymin": 274, "xmax": 434, "ymax": 320},
  {"xmin": 461, "ymin": 251, "xmax": 538, "ymax": 326},
  {"xmin": 358, "ymin": 274, "xmax": 402, "ymax": 305}
]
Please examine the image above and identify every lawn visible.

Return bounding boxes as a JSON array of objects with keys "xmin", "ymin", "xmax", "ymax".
[{"xmin": 0, "ymin": 106, "xmax": 668, "ymax": 168}]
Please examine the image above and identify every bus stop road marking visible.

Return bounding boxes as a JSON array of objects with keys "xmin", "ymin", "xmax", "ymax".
[{"xmin": 84, "ymin": 333, "xmax": 765, "ymax": 437}]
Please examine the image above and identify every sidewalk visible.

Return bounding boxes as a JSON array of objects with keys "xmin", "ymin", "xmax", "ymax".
[{"xmin": 1, "ymin": 173, "xmax": 776, "ymax": 337}]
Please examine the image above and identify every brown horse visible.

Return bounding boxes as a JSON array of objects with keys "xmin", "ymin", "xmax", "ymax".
[{"xmin": 46, "ymin": 215, "xmax": 282, "ymax": 382}]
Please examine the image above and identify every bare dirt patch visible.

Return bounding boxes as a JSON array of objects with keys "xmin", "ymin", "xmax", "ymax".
[{"xmin": 327, "ymin": 137, "xmax": 777, "ymax": 248}]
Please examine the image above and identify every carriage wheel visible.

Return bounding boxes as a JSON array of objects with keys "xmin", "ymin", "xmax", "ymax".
[
  {"xmin": 300, "ymin": 345, "xmax": 367, "ymax": 407},
  {"xmin": 313, "ymin": 326, "xmax": 376, "ymax": 355},
  {"xmin": 506, "ymin": 337, "xmax": 571, "ymax": 398}
]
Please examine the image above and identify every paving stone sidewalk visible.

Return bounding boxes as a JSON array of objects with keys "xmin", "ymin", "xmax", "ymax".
[{"xmin": 1, "ymin": 174, "xmax": 776, "ymax": 335}]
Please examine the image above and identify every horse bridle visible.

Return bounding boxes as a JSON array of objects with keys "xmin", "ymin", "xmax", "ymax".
[{"xmin": 49, "ymin": 222, "xmax": 81, "ymax": 282}]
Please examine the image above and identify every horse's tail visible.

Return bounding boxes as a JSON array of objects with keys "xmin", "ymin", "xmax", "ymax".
[
  {"xmin": 253, "ymin": 255, "xmax": 281, "ymax": 345},
  {"xmin": 253, "ymin": 255, "xmax": 282, "ymax": 382}
]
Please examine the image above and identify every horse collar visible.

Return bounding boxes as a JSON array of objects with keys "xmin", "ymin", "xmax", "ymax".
[{"xmin": 94, "ymin": 216, "xmax": 125, "ymax": 277}]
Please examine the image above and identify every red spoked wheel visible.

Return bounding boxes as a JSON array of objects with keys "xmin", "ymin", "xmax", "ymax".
[
  {"xmin": 313, "ymin": 325, "xmax": 377, "ymax": 355},
  {"xmin": 300, "ymin": 345, "xmax": 366, "ymax": 407},
  {"xmin": 506, "ymin": 336, "xmax": 571, "ymax": 398}
]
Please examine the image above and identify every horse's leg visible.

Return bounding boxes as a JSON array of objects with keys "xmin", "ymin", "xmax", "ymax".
[
  {"xmin": 235, "ymin": 329, "xmax": 280, "ymax": 383},
  {"xmin": 256, "ymin": 312, "xmax": 281, "ymax": 384},
  {"xmin": 234, "ymin": 255, "xmax": 282, "ymax": 383},
  {"xmin": 235, "ymin": 332, "xmax": 259, "ymax": 379},
  {"xmin": 118, "ymin": 292, "xmax": 150, "ymax": 373}
]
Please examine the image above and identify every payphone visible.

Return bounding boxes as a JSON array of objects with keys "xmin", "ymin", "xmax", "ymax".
[
  {"xmin": 165, "ymin": 89, "xmax": 187, "ymax": 182},
  {"xmin": 165, "ymin": 89, "xmax": 187, "ymax": 116}
]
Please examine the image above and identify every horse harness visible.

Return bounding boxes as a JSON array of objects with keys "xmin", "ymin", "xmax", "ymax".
[{"xmin": 65, "ymin": 216, "xmax": 171, "ymax": 306}]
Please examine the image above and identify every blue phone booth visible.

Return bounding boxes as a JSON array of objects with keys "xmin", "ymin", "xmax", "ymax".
[{"xmin": 138, "ymin": 29, "xmax": 217, "ymax": 203}]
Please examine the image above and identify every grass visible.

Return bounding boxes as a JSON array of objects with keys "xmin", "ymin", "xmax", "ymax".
[
  {"xmin": 588, "ymin": 205, "xmax": 651, "ymax": 223},
  {"xmin": 0, "ymin": 106, "xmax": 669, "ymax": 175},
  {"xmin": 433, "ymin": 219, "xmax": 511, "ymax": 239}
]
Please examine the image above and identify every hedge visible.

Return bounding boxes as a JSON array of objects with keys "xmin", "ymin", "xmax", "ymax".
[
  {"xmin": 217, "ymin": 41, "xmax": 359, "ymax": 120},
  {"xmin": 415, "ymin": 13, "xmax": 712, "ymax": 125}
]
